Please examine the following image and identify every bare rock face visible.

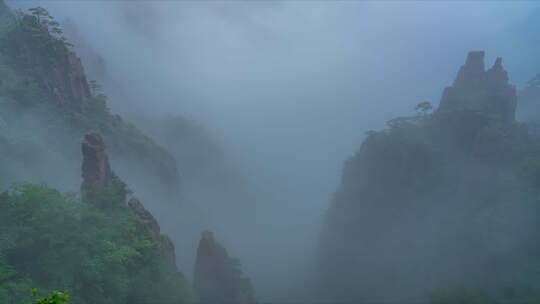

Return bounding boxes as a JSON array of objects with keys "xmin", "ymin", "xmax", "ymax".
[
  {"xmin": 194, "ymin": 231, "xmax": 256, "ymax": 304},
  {"xmin": 81, "ymin": 132, "xmax": 112, "ymax": 197},
  {"xmin": 44, "ymin": 52, "xmax": 91, "ymax": 110},
  {"xmin": 66, "ymin": 53, "xmax": 92, "ymax": 103},
  {"xmin": 62, "ymin": 19, "xmax": 114, "ymax": 93},
  {"xmin": 128, "ymin": 198, "xmax": 177, "ymax": 268},
  {"xmin": 437, "ymin": 52, "xmax": 525, "ymax": 161},
  {"xmin": 453, "ymin": 50, "xmax": 486, "ymax": 87},
  {"xmin": 438, "ymin": 51, "xmax": 517, "ymax": 121}
]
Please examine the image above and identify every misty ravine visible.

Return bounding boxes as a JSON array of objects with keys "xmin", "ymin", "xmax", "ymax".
[{"xmin": 3, "ymin": 1, "xmax": 540, "ymax": 304}]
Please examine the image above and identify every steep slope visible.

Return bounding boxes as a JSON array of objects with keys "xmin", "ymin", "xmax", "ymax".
[
  {"xmin": 0, "ymin": 4, "xmax": 180, "ymax": 213},
  {"xmin": 319, "ymin": 51, "xmax": 540, "ymax": 301}
]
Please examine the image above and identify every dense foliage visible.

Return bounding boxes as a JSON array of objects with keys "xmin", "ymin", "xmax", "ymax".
[{"xmin": 0, "ymin": 182, "xmax": 193, "ymax": 304}]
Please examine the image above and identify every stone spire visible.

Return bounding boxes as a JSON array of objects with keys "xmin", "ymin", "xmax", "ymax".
[
  {"xmin": 453, "ymin": 51, "xmax": 485, "ymax": 87},
  {"xmin": 486, "ymin": 57, "xmax": 509, "ymax": 86},
  {"xmin": 81, "ymin": 132, "xmax": 112, "ymax": 197},
  {"xmin": 438, "ymin": 51, "xmax": 517, "ymax": 121}
]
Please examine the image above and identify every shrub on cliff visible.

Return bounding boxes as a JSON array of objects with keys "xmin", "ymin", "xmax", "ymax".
[{"xmin": 30, "ymin": 290, "xmax": 70, "ymax": 304}]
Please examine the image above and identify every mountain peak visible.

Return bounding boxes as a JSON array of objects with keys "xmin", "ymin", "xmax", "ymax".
[{"xmin": 438, "ymin": 51, "xmax": 516, "ymax": 121}]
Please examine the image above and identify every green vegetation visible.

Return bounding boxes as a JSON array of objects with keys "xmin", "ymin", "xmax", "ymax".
[
  {"xmin": 0, "ymin": 183, "xmax": 193, "ymax": 303},
  {"xmin": 3, "ymin": 6, "xmax": 72, "ymax": 76},
  {"xmin": 30, "ymin": 290, "xmax": 70, "ymax": 304},
  {"xmin": 415, "ymin": 101, "xmax": 433, "ymax": 116}
]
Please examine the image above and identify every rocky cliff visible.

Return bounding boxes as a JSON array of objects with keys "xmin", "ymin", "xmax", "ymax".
[
  {"xmin": 439, "ymin": 51, "xmax": 517, "ymax": 121},
  {"xmin": 319, "ymin": 51, "xmax": 538, "ymax": 301},
  {"xmin": 3, "ymin": 11, "xmax": 90, "ymax": 111},
  {"xmin": 81, "ymin": 132, "xmax": 113, "ymax": 195},
  {"xmin": 194, "ymin": 231, "xmax": 256, "ymax": 304},
  {"xmin": 128, "ymin": 198, "xmax": 178, "ymax": 269},
  {"xmin": 47, "ymin": 52, "xmax": 91, "ymax": 109},
  {"xmin": 0, "ymin": 5, "xmax": 180, "ymax": 209},
  {"xmin": 80, "ymin": 131, "xmax": 180, "ymax": 273}
]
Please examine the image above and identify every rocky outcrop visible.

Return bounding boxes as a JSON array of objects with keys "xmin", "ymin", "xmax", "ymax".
[
  {"xmin": 319, "ymin": 51, "xmax": 534, "ymax": 301},
  {"xmin": 438, "ymin": 51, "xmax": 517, "ymax": 121},
  {"xmin": 16, "ymin": 15, "xmax": 92, "ymax": 109},
  {"xmin": 0, "ymin": 6, "xmax": 90, "ymax": 109},
  {"xmin": 194, "ymin": 231, "xmax": 256, "ymax": 304},
  {"xmin": 436, "ymin": 52, "xmax": 526, "ymax": 160},
  {"xmin": 81, "ymin": 132, "xmax": 112, "ymax": 196},
  {"xmin": 128, "ymin": 198, "xmax": 177, "ymax": 268},
  {"xmin": 46, "ymin": 52, "xmax": 91, "ymax": 108},
  {"xmin": 80, "ymin": 132, "xmax": 178, "ymax": 270},
  {"xmin": 62, "ymin": 19, "xmax": 119, "ymax": 99}
]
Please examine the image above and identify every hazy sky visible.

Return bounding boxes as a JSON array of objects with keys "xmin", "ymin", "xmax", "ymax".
[{"xmin": 8, "ymin": 0, "xmax": 540, "ymax": 299}]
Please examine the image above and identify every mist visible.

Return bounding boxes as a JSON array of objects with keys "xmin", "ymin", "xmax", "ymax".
[{"xmin": 5, "ymin": 0, "xmax": 540, "ymax": 301}]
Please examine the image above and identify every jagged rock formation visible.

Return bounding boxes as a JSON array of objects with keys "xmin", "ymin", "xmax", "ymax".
[
  {"xmin": 81, "ymin": 132, "xmax": 112, "ymax": 195},
  {"xmin": 80, "ymin": 132, "xmax": 179, "ymax": 272},
  {"xmin": 128, "ymin": 198, "xmax": 177, "ymax": 268},
  {"xmin": 319, "ymin": 51, "xmax": 537, "ymax": 301},
  {"xmin": 194, "ymin": 231, "xmax": 256, "ymax": 304},
  {"xmin": 46, "ymin": 52, "xmax": 91, "ymax": 108},
  {"xmin": 439, "ymin": 51, "xmax": 517, "ymax": 121},
  {"xmin": 5, "ymin": 12, "xmax": 91, "ymax": 111}
]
